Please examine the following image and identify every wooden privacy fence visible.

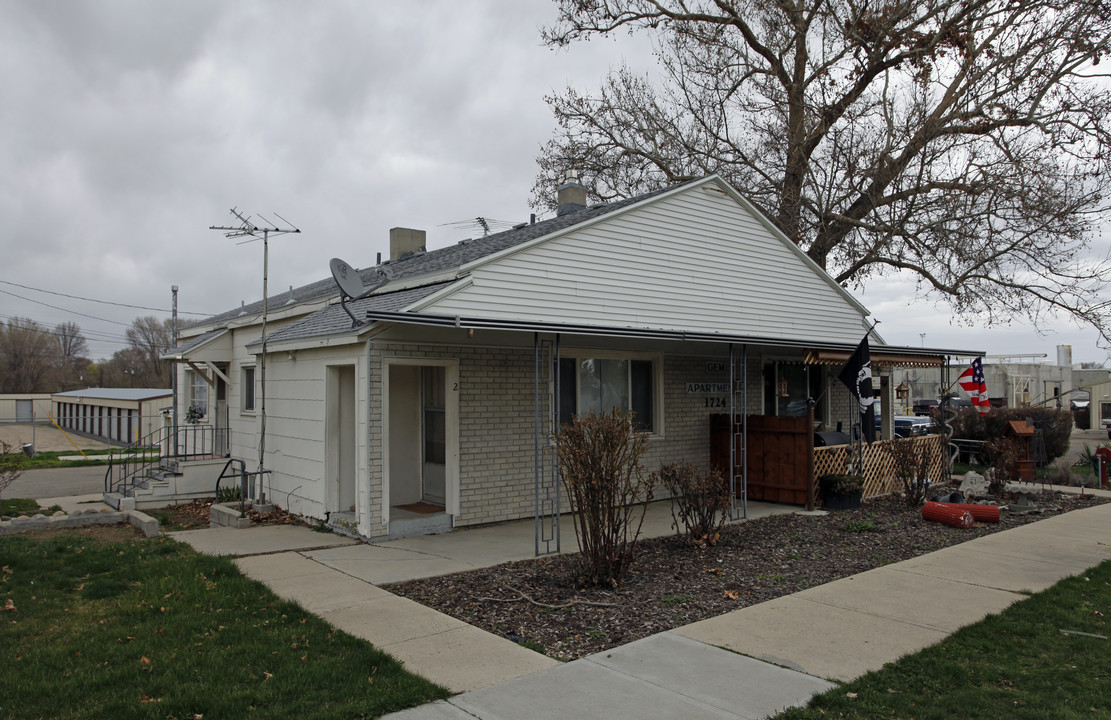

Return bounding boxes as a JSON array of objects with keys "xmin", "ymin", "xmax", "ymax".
[{"xmin": 813, "ymin": 434, "xmax": 946, "ymax": 498}]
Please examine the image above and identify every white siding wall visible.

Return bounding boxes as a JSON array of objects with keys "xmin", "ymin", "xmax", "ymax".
[
  {"xmin": 260, "ymin": 344, "xmax": 367, "ymax": 524},
  {"xmin": 428, "ymin": 184, "xmax": 870, "ymax": 344}
]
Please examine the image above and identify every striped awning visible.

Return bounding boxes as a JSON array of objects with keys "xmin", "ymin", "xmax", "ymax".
[{"xmin": 804, "ymin": 350, "xmax": 943, "ymax": 368}]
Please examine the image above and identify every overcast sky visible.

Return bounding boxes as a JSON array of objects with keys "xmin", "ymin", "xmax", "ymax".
[{"xmin": 1, "ymin": 0, "xmax": 1107, "ymax": 367}]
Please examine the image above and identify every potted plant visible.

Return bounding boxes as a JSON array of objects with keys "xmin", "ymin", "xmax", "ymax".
[{"xmin": 818, "ymin": 473, "xmax": 864, "ymax": 510}]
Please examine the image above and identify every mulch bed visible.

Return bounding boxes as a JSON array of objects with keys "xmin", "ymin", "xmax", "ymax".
[
  {"xmin": 386, "ymin": 490, "xmax": 1109, "ymax": 661},
  {"xmin": 155, "ymin": 498, "xmax": 318, "ymax": 530}
]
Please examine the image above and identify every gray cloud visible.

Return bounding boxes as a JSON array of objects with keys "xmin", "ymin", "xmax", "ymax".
[{"xmin": 0, "ymin": 0, "xmax": 1105, "ymax": 364}]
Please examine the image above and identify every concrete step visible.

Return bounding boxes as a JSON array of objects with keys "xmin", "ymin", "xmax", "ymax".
[
  {"xmin": 210, "ymin": 501, "xmax": 251, "ymax": 529},
  {"xmin": 387, "ymin": 512, "xmax": 452, "ymax": 540},
  {"xmin": 132, "ymin": 491, "xmax": 212, "ymax": 511}
]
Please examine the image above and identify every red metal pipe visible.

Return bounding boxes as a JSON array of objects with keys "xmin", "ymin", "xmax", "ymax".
[
  {"xmin": 922, "ymin": 502, "xmax": 974, "ymax": 529},
  {"xmin": 934, "ymin": 502, "xmax": 1000, "ymax": 523}
]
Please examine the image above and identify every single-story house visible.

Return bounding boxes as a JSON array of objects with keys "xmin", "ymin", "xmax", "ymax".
[
  {"xmin": 152, "ymin": 175, "xmax": 973, "ymax": 544},
  {"xmin": 53, "ymin": 388, "xmax": 171, "ymax": 445}
]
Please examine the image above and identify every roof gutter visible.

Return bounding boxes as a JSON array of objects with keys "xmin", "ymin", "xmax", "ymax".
[{"xmin": 361, "ymin": 309, "xmax": 982, "ymax": 357}]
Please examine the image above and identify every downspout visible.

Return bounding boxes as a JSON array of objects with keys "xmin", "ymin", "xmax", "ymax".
[{"xmin": 364, "ymin": 335, "xmax": 373, "ymax": 536}]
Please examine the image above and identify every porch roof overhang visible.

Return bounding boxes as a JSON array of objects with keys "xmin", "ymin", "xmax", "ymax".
[
  {"xmin": 161, "ymin": 328, "xmax": 232, "ymax": 363},
  {"xmin": 804, "ymin": 349, "xmax": 946, "ymax": 368},
  {"xmin": 362, "ymin": 309, "xmax": 983, "ymax": 360}
]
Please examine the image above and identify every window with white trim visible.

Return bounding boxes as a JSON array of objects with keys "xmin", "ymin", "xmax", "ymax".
[
  {"xmin": 558, "ymin": 355, "xmax": 658, "ymax": 432},
  {"xmin": 187, "ymin": 370, "xmax": 208, "ymax": 416},
  {"xmin": 241, "ymin": 366, "xmax": 256, "ymax": 411}
]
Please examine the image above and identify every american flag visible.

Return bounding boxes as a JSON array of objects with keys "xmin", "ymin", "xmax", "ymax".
[{"xmin": 958, "ymin": 357, "xmax": 990, "ymax": 415}]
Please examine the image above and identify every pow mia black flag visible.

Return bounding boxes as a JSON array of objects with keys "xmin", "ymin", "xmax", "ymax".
[{"xmin": 837, "ymin": 335, "xmax": 876, "ymax": 443}]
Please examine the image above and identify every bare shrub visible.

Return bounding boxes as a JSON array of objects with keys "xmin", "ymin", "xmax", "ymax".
[
  {"xmin": 886, "ymin": 438, "xmax": 931, "ymax": 508},
  {"xmin": 653, "ymin": 462, "xmax": 730, "ymax": 547},
  {"xmin": 1, "ymin": 440, "xmax": 26, "ymax": 505},
  {"xmin": 553, "ymin": 409, "xmax": 652, "ymax": 588},
  {"xmin": 985, "ymin": 436, "xmax": 1023, "ymax": 495}
]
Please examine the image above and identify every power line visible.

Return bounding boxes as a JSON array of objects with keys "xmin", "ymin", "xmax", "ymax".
[
  {"xmin": 0, "ymin": 279, "xmax": 213, "ymax": 316},
  {"xmin": 0, "ymin": 313, "xmax": 131, "ymax": 342},
  {"xmin": 0, "ymin": 288, "xmax": 136, "ymax": 327},
  {"xmin": 0, "ymin": 320, "xmax": 133, "ymax": 348}
]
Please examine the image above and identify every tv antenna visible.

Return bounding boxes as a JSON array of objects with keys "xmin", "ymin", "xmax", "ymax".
[
  {"xmin": 329, "ymin": 258, "xmax": 391, "ymax": 328},
  {"xmin": 439, "ymin": 216, "xmax": 519, "ymax": 237},
  {"xmin": 210, "ymin": 208, "xmax": 300, "ymax": 491}
]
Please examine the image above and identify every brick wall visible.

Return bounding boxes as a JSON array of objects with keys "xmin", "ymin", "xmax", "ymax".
[{"xmin": 367, "ymin": 342, "xmax": 779, "ymax": 532}]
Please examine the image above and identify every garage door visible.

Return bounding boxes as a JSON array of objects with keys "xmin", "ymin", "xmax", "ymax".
[{"xmin": 15, "ymin": 400, "xmax": 32, "ymax": 422}]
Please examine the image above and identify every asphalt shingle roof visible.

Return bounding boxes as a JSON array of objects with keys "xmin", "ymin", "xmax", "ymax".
[
  {"xmin": 165, "ymin": 328, "xmax": 227, "ymax": 357},
  {"xmin": 257, "ymin": 282, "xmax": 454, "ymax": 346},
  {"xmin": 188, "ymin": 182, "xmax": 685, "ymax": 331}
]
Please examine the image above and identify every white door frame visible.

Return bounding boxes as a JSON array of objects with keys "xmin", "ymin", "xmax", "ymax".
[
  {"xmin": 325, "ymin": 363, "xmax": 358, "ymax": 515},
  {"xmin": 382, "ymin": 356, "xmax": 460, "ymax": 527}
]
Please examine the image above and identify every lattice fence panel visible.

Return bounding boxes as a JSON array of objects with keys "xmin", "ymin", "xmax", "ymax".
[{"xmin": 813, "ymin": 435, "xmax": 945, "ymax": 499}]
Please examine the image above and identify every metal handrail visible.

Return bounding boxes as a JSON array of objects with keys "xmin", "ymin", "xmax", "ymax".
[{"xmin": 105, "ymin": 423, "xmax": 224, "ymax": 495}]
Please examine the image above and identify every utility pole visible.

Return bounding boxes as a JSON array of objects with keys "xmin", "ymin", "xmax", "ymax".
[
  {"xmin": 210, "ymin": 209, "xmax": 300, "ymax": 501},
  {"xmin": 171, "ymin": 285, "xmax": 179, "ymax": 439}
]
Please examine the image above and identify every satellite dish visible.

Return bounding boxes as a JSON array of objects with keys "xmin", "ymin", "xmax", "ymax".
[
  {"xmin": 329, "ymin": 257, "xmax": 391, "ymax": 328},
  {"xmin": 330, "ymin": 258, "xmax": 366, "ymax": 299}
]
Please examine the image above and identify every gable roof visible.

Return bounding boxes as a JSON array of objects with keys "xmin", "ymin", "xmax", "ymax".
[
  {"xmin": 188, "ymin": 183, "xmax": 689, "ymax": 332},
  {"xmin": 413, "ymin": 176, "xmax": 875, "ymax": 346},
  {"xmin": 163, "ymin": 328, "xmax": 229, "ymax": 359},
  {"xmin": 204, "ymin": 175, "xmax": 893, "ymax": 353}
]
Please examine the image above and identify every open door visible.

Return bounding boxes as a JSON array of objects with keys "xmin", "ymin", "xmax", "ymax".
[
  {"xmin": 386, "ymin": 360, "xmax": 458, "ymax": 523},
  {"xmin": 421, "ymin": 366, "xmax": 446, "ymax": 505}
]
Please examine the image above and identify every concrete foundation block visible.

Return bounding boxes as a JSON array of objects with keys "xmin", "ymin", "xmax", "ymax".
[{"xmin": 126, "ymin": 510, "xmax": 161, "ymax": 538}]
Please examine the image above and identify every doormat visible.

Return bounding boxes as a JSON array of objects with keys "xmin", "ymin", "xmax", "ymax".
[{"xmin": 394, "ymin": 502, "xmax": 444, "ymax": 515}]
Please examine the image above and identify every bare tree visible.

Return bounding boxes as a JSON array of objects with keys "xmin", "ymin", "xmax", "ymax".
[
  {"xmin": 538, "ymin": 0, "xmax": 1111, "ymax": 339},
  {"xmin": 54, "ymin": 321, "xmax": 88, "ymax": 390},
  {"xmin": 125, "ymin": 316, "xmax": 173, "ymax": 387},
  {"xmin": 0, "ymin": 317, "xmax": 60, "ymax": 393}
]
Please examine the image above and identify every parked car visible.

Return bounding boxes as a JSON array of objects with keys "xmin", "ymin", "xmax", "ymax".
[
  {"xmin": 912, "ymin": 398, "xmax": 937, "ymax": 416},
  {"xmin": 875, "ymin": 415, "xmax": 933, "ymax": 438}
]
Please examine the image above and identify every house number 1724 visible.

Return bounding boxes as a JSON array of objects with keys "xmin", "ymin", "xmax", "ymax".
[{"xmin": 704, "ymin": 396, "xmax": 727, "ymax": 408}]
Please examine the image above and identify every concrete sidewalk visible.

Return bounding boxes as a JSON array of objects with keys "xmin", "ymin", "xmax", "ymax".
[
  {"xmin": 168, "ymin": 492, "xmax": 1111, "ymax": 719},
  {"xmin": 383, "ymin": 498, "xmax": 1111, "ymax": 719}
]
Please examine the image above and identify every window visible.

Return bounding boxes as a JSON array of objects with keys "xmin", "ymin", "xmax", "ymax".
[
  {"xmin": 188, "ymin": 370, "xmax": 208, "ymax": 416},
  {"xmin": 558, "ymin": 356, "xmax": 657, "ymax": 432},
  {"xmin": 763, "ymin": 362, "xmax": 811, "ymax": 417},
  {"xmin": 241, "ymin": 366, "xmax": 256, "ymax": 412}
]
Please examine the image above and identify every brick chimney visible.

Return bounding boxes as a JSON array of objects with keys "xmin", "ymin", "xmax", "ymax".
[
  {"xmin": 390, "ymin": 227, "xmax": 426, "ymax": 260},
  {"xmin": 556, "ymin": 171, "xmax": 587, "ymax": 217}
]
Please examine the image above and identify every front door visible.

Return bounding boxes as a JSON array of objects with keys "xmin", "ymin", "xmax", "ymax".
[{"xmin": 421, "ymin": 366, "xmax": 446, "ymax": 505}]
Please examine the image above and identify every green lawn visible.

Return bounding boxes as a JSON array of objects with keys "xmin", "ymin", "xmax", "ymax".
[
  {"xmin": 15, "ymin": 449, "xmax": 154, "ymax": 470},
  {"xmin": 0, "ymin": 498, "xmax": 62, "ymax": 517},
  {"xmin": 772, "ymin": 560, "xmax": 1111, "ymax": 719},
  {"xmin": 0, "ymin": 530, "xmax": 449, "ymax": 719}
]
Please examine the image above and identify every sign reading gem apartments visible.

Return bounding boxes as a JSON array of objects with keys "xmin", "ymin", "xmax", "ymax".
[{"xmin": 686, "ymin": 383, "xmax": 729, "ymax": 394}]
